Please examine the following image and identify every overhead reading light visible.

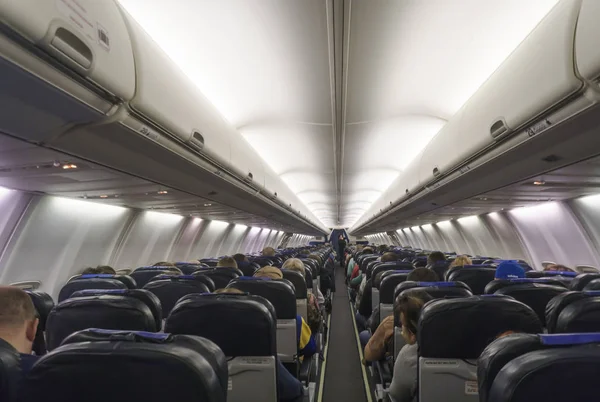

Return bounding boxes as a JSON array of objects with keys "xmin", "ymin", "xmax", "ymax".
[
  {"xmin": 204, "ymin": 203, "xmax": 212, "ymax": 207},
  {"xmin": 62, "ymin": 164, "xmax": 78, "ymax": 170},
  {"xmin": 533, "ymin": 181, "xmax": 546, "ymax": 186},
  {"xmin": 99, "ymin": 195, "xmax": 108, "ymax": 199},
  {"xmin": 157, "ymin": 190, "xmax": 168, "ymax": 195}
]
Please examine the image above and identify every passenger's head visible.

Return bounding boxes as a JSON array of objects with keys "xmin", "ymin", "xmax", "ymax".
[
  {"xmin": 282, "ymin": 258, "xmax": 306, "ymax": 277},
  {"xmin": 407, "ymin": 267, "xmax": 440, "ymax": 282},
  {"xmin": 307, "ymin": 254, "xmax": 322, "ymax": 265},
  {"xmin": 153, "ymin": 261, "xmax": 175, "ymax": 267},
  {"xmin": 253, "ymin": 266, "xmax": 283, "ymax": 280},
  {"xmin": 0, "ymin": 287, "xmax": 38, "ymax": 354},
  {"xmin": 96, "ymin": 265, "xmax": 116, "ymax": 275},
  {"xmin": 449, "ymin": 255, "xmax": 472, "ymax": 268},
  {"xmin": 232, "ymin": 253, "xmax": 248, "ymax": 264},
  {"xmin": 427, "ymin": 251, "xmax": 446, "ymax": 266},
  {"xmin": 495, "ymin": 261, "xmax": 526, "ymax": 280},
  {"xmin": 381, "ymin": 252, "xmax": 399, "ymax": 263},
  {"xmin": 377, "ymin": 245, "xmax": 390, "ymax": 253},
  {"xmin": 158, "ymin": 268, "xmax": 182, "ymax": 276},
  {"xmin": 544, "ymin": 264, "xmax": 575, "ymax": 273},
  {"xmin": 395, "ymin": 290, "xmax": 432, "ymax": 345},
  {"xmin": 262, "ymin": 247, "xmax": 276, "ymax": 257},
  {"xmin": 217, "ymin": 256, "xmax": 238, "ymax": 269},
  {"xmin": 81, "ymin": 267, "xmax": 101, "ymax": 275},
  {"xmin": 362, "ymin": 247, "xmax": 374, "ymax": 255},
  {"xmin": 214, "ymin": 287, "xmax": 245, "ymax": 295}
]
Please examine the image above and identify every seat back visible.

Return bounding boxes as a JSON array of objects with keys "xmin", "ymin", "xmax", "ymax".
[
  {"xmin": 130, "ymin": 267, "xmax": 181, "ymax": 288},
  {"xmin": 483, "ymin": 333, "xmax": 600, "ymax": 402},
  {"xmin": 58, "ymin": 277, "xmax": 127, "ymax": 302},
  {"xmin": 143, "ymin": 276, "xmax": 210, "ymax": 316},
  {"xmin": 282, "ymin": 270, "xmax": 308, "ymax": 321},
  {"xmin": 378, "ymin": 271, "xmax": 412, "ymax": 321},
  {"xmin": 25, "ymin": 290, "xmax": 54, "ymax": 355},
  {"xmin": 446, "ymin": 266, "xmax": 497, "ymax": 294},
  {"xmin": 193, "ymin": 268, "xmax": 241, "ymax": 289},
  {"xmin": 236, "ymin": 261, "xmax": 257, "ymax": 277},
  {"xmin": 371, "ymin": 263, "xmax": 414, "ymax": 310},
  {"xmin": 200, "ymin": 258, "xmax": 219, "ymax": 267},
  {"xmin": 70, "ymin": 289, "xmax": 162, "ymax": 330},
  {"xmin": 494, "ymin": 284, "xmax": 567, "ymax": 327},
  {"xmin": 485, "ymin": 278, "xmax": 567, "ymax": 294},
  {"xmin": 418, "ymin": 296, "xmax": 542, "ymax": 402},
  {"xmin": 582, "ymin": 277, "xmax": 600, "ymax": 291},
  {"xmin": 526, "ymin": 270, "xmax": 577, "ymax": 279},
  {"xmin": 553, "ymin": 295, "xmax": 600, "ymax": 333},
  {"xmin": 46, "ymin": 295, "xmax": 157, "ymax": 350},
  {"xmin": 227, "ymin": 278, "xmax": 296, "ymax": 362},
  {"xmin": 570, "ymin": 273, "xmax": 600, "ymax": 290},
  {"xmin": 22, "ymin": 330, "xmax": 227, "ymax": 402},
  {"xmin": 392, "ymin": 282, "xmax": 473, "ymax": 359},
  {"xmin": 166, "ymin": 294, "xmax": 277, "ymax": 402},
  {"xmin": 148, "ymin": 273, "xmax": 216, "ymax": 292}
]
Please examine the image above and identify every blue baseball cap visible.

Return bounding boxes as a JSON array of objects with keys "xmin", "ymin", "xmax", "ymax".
[{"xmin": 495, "ymin": 261, "xmax": 526, "ymax": 280}]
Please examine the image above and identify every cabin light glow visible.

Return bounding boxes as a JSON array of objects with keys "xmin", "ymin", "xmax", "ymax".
[
  {"xmin": 410, "ymin": 226, "xmax": 420, "ymax": 230},
  {"xmin": 579, "ymin": 193, "xmax": 600, "ymax": 206},
  {"xmin": 146, "ymin": 210, "xmax": 184, "ymax": 223},
  {"xmin": 51, "ymin": 196, "xmax": 127, "ymax": 216},
  {"xmin": 510, "ymin": 201, "xmax": 559, "ymax": 218},
  {"xmin": 457, "ymin": 215, "xmax": 479, "ymax": 224}
]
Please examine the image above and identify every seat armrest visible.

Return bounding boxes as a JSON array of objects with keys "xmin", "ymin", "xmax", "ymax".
[
  {"xmin": 373, "ymin": 359, "xmax": 393, "ymax": 386},
  {"xmin": 299, "ymin": 356, "xmax": 314, "ymax": 385}
]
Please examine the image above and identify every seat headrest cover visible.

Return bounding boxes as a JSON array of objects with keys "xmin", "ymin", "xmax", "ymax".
[
  {"xmin": 166, "ymin": 293, "xmax": 276, "ymax": 357},
  {"xmin": 379, "ymin": 272, "xmax": 412, "ymax": 303},
  {"xmin": 419, "ymin": 296, "xmax": 542, "ymax": 358},
  {"xmin": 58, "ymin": 278, "xmax": 128, "ymax": 302},
  {"xmin": 539, "ymin": 333, "xmax": 600, "ymax": 345},
  {"xmin": 485, "ymin": 278, "xmax": 567, "ymax": 295},
  {"xmin": 21, "ymin": 335, "xmax": 227, "ymax": 402},
  {"xmin": 62, "ymin": 329, "xmax": 172, "ymax": 345},
  {"xmin": 46, "ymin": 295, "xmax": 157, "ymax": 351},
  {"xmin": 416, "ymin": 281, "xmax": 458, "ymax": 287}
]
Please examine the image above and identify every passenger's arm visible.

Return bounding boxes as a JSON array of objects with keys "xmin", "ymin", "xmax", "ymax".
[
  {"xmin": 363, "ymin": 316, "xmax": 393, "ymax": 362},
  {"xmin": 388, "ymin": 344, "xmax": 418, "ymax": 402},
  {"xmin": 350, "ymin": 273, "xmax": 363, "ymax": 287}
]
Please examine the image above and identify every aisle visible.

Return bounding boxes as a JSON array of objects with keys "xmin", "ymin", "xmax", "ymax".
[{"xmin": 321, "ymin": 262, "xmax": 370, "ymax": 402}]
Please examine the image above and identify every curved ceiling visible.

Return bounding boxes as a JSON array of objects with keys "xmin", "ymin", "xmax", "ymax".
[{"xmin": 118, "ymin": 0, "xmax": 558, "ymax": 230}]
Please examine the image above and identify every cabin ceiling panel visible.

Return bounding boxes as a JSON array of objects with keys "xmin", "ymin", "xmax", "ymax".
[{"xmin": 342, "ymin": 0, "xmax": 559, "ymax": 228}]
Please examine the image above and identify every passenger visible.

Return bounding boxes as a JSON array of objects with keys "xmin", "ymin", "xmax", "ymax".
[
  {"xmin": 307, "ymin": 254, "xmax": 323, "ymax": 266},
  {"xmin": 494, "ymin": 261, "xmax": 526, "ymax": 280},
  {"xmin": 253, "ymin": 267, "xmax": 317, "ymax": 358},
  {"xmin": 153, "ymin": 261, "xmax": 176, "ymax": 267},
  {"xmin": 232, "ymin": 253, "xmax": 249, "ymax": 264},
  {"xmin": 0, "ymin": 287, "xmax": 39, "ymax": 375},
  {"xmin": 346, "ymin": 245, "xmax": 366, "ymax": 281},
  {"xmin": 216, "ymin": 256, "xmax": 238, "ymax": 269},
  {"xmin": 81, "ymin": 267, "xmax": 101, "ymax": 275},
  {"xmin": 349, "ymin": 247, "xmax": 373, "ymax": 285},
  {"xmin": 282, "ymin": 258, "xmax": 323, "ymax": 332},
  {"xmin": 435, "ymin": 255, "xmax": 472, "ymax": 280},
  {"xmin": 425, "ymin": 251, "xmax": 446, "ymax": 268},
  {"xmin": 362, "ymin": 268, "xmax": 438, "ymax": 362},
  {"xmin": 543, "ymin": 263, "xmax": 575, "ymax": 273},
  {"xmin": 158, "ymin": 267, "xmax": 183, "ymax": 276},
  {"xmin": 96, "ymin": 265, "xmax": 116, "ymax": 274},
  {"xmin": 338, "ymin": 234, "xmax": 347, "ymax": 265},
  {"xmin": 262, "ymin": 247, "xmax": 276, "ymax": 257},
  {"xmin": 388, "ymin": 290, "xmax": 433, "ymax": 402},
  {"xmin": 214, "ymin": 286, "xmax": 303, "ymax": 402}
]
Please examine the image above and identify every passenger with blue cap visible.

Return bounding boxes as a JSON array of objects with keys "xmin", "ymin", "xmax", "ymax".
[{"xmin": 494, "ymin": 261, "xmax": 526, "ymax": 280}]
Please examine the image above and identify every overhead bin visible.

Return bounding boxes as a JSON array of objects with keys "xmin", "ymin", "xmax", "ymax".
[
  {"xmin": 0, "ymin": 0, "xmax": 135, "ymax": 142},
  {"xmin": 575, "ymin": 0, "xmax": 600, "ymax": 86},
  {"xmin": 419, "ymin": 0, "xmax": 585, "ymax": 188}
]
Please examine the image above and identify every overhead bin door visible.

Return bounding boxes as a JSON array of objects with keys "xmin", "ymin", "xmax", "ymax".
[
  {"xmin": 0, "ymin": 0, "xmax": 135, "ymax": 142},
  {"xmin": 116, "ymin": 4, "xmax": 231, "ymax": 159},
  {"xmin": 438, "ymin": 0, "xmax": 583, "ymax": 176},
  {"xmin": 575, "ymin": 0, "xmax": 600, "ymax": 86}
]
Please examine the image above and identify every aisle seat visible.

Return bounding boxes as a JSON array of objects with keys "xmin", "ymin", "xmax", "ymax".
[
  {"xmin": 46, "ymin": 295, "xmax": 157, "ymax": 350},
  {"xmin": 282, "ymin": 270, "xmax": 308, "ymax": 321},
  {"xmin": 166, "ymin": 293, "xmax": 277, "ymax": 402},
  {"xmin": 371, "ymin": 263, "xmax": 415, "ymax": 310},
  {"xmin": 418, "ymin": 296, "xmax": 542, "ymax": 402},
  {"xmin": 378, "ymin": 271, "xmax": 413, "ymax": 321},
  {"xmin": 21, "ymin": 330, "xmax": 227, "ymax": 402},
  {"xmin": 227, "ymin": 277, "xmax": 297, "ymax": 363}
]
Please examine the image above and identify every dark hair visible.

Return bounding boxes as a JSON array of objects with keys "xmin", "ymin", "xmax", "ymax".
[
  {"xmin": 381, "ymin": 252, "xmax": 399, "ymax": 263},
  {"xmin": 153, "ymin": 261, "xmax": 175, "ymax": 267},
  {"xmin": 407, "ymin": 267, "xmax": 439, "ymax": 282},
  {"xmin": 427, "ymin": 251, "xmax": 446, "ymax": 265},
  {"xmin": 395, "ymin": 290, "xmax": 433, "ymax": 335},
  {"xmin": 362, "ymin": 247, "xmax": 374, "ymax": 255},
  {"xmin": 82, "ymin": 267, "xmax": 101, "ymax": 275},
  {"xmin": 232, "ymin": 253, "xmax": 248, "ymax": 263}
]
